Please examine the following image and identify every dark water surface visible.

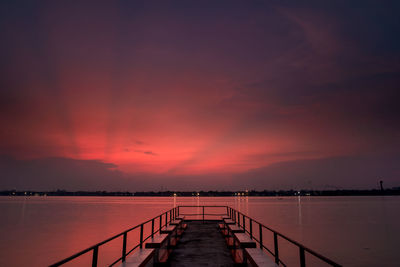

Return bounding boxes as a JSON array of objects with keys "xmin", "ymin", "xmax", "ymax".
[{"xmin": 0, "ymin": 196, "xmax": 399, "ymax": 266}]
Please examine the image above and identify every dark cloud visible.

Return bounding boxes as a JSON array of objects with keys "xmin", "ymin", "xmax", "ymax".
[
  {"xmin": 135, "ymin": 140, "xmax": 145, "ymax": 145},
  {"xmin": 0, "ymin": 155, "xmax": 124, "ymax": 191},
  {"xmin": 134, "ymin": 150, "xmax": 157, "ymax": 156},
  {"xmin": 231, "ymin": 153, "xmax": 400, "ymax": 190},
  {"xmin": 1, "ymin": 153, "xmax": 399, "ymax": 191}
]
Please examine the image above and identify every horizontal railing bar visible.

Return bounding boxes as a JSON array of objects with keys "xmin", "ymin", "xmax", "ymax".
[
  {"xmin": 49, "ymin": 247, "xmax": 93, "ymax": 266},
  {"xmin": 109, "ymin": 255, "xmax": 123, "ymax": 267},
  {"xmin": 125, "ymin": 243, "xmax": 141, "ymax": 259},
  {"xmin": 179, "ymin": 213, "xmax": 226, "ymax": 216},
  {"xmin": 178, "ymin": 205, "xmax": 229, "ymax": 207},
  {"xmin": 126, "ymin": 243, "xmax": 141, "ymax": 258}
]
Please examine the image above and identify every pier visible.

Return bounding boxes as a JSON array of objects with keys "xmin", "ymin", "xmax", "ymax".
[
  {"xmin": 50, "ymin": 206, "xmax": 341, "ymax": 267},
  {"xmin": 169, "ymin": 221, "xmax": 234, "ymax": 266}
]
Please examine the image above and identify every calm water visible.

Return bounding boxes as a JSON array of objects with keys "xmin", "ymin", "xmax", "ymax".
[{"xmin": 0, "ymin": 196, "xmax": 399, "ymax": 267}]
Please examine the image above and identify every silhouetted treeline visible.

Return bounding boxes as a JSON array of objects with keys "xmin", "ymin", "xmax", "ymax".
[{"xmin": 1, "ymin": 188, "xmax": 400, "ymax": 196}]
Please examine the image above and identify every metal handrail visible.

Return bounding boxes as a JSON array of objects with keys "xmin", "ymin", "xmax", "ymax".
[
  {"xmin": 49, "ymin": 207, "xmax": 178, "ymax": 267},
  {"xmin": 49, "ymin": 205, "xmax": 341, "ymax": 267},
  {"xmin": 227, "ymin": 207, "xmax": 342, "ymax": 267}
]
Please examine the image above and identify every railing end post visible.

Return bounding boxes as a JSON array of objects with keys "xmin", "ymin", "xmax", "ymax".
[
  {"xmin": 274, "ymin": 232, "xmax": 279, "ymax": 264},
  {"xmin": 122, "ymin": 232, "xmax": 127, "ymax": 262},
  {"xmin": 300, "ymin": 247, "xmax": 306, "ymax": 267},
  {"xmin": 140, "ymin": 224, "xmax": 144, "ymax": 249},
  {"xmin": 92, "ymin": 246, "xmax": 98, "ymax": 267}
]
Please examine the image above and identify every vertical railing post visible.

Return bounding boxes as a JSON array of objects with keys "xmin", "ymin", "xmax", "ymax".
[
  {"xmin": 140, "ymin": 224, "xmax": 144, "ymax": 249},
  {"xmin": 165, "ymin": 212, "xmax": 167, "ymax": 226},
  {"xmin": 202, "ymin": 206, "xmax": 205, "ymax": 222},
  {"xmin": 250, "ymin": 219, "xmax": 253, "ymax": 239},
  {"xmin": 159, "ymin": 215, "xmax": 162, "ymax": 232},
  {"xmin": 274, "ymin": 232, "xmax": 279, "ymax": 264},
  {"xmin": 238, "ymin": 212, "xmax": 241, "ymax": 227},
  {"xmin": 177, "ymin": 206, "xmax": 180, "ymax": 216},
  {"xmin": 122, "ymin": 232, "xmax": 127, "ymax": 262},
  {"xmin": 243, "ymin": 214, "xmax": 246, "ymax": 230},
  {"xmin": 259, "ymin": 224, "xmax": 263, "ymax": 249},
  {"xmin": 151, "ymin": 218, "xmax": 154, "ymax": 238},
  {"xmin": 170, "ymin": 210, "xmax": 172, "ymax": 222},
  {"xmin": 226, "ymin": 206, "xmax": 228, "ymax": 217},
  {"xmin": 92, "ymin": 246, "xmax": 98, "ymax": 267},
  {"xmin": 300, "ymin": 247, "xmax": 306, "ymax": 267}
]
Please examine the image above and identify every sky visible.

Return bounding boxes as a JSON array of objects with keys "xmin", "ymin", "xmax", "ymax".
[{"xmin": 1, "ymin": 1, "xmax": 399, "ymax": 191}]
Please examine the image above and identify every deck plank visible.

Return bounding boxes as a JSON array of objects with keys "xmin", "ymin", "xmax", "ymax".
[{"xmin": 169, "ymin": 221, "xmax": 235, "ymax": 267}]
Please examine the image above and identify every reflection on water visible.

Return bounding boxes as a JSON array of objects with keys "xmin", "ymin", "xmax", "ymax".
[{"xmin": 0, "ymin": 196, "xmax": 399, "ymax": 267}]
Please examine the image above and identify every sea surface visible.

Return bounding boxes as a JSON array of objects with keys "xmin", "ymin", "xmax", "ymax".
[{"xmin": 0, "ymin": 196, "xmax": 399, "ymax": 267}]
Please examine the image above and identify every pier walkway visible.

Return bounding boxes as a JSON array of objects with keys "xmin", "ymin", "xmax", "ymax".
[
  {"xmin": 49, "ymin": 205, "xmax": 342, "ymax": 267},
  {"xmin": 169, "ymin": 221, "xmax": 235, "ymax": 267}
]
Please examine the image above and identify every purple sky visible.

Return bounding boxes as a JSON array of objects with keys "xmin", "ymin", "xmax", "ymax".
[{"xmin": 1, "ymin": 1, "xmax": 399, "ymax": 191}]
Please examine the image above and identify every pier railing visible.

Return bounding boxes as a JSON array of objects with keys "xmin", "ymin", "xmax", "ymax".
[
  {"xmin": 223, "ymin": 206, "xmax": 342, "ymax": 267},
  {"xmin": 176, "ymin": 205, "xmax": 341, "ymax": 267},
  {"xmin": 49, "ymin": 207, "xmax": 179, "ymax": 267},
  {"xmin": 50, "ymin": 205, "xmax": 341, "ymax": 267}
]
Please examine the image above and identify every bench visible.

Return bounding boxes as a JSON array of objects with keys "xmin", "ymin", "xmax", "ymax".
[
  {"xmin": 233, "ymin": 233, "xmax": 256, "ymax": 248},
  {"xmin": 225, "ymin": 224, "xmax": 244, "ymax": 250},
  {"xmin": 175, "ymin": 215, "xmax": 185, "ymax": 220},
  {"xmin": 177, "ymin": 223, "xmax": 187, "ymax": 235},
  {"xmin": 169, "ymin": 219, "xmax": 182, "ymax": 226},
  {"xmin": 221, "ymin": 215, "xmax": 231, "ymax": 220},
  {"xmin": 119, "ymin": 248, "xmax": 154, "ymax": 267},
  {"xmin": 145, "ymin": 234, "xmax": 169, "ymax": 248},
  {"xmin": 145, "ymin": 234, "xmax": 170, "ymax": 263},
  {"xmin": 223, "ymin": 218, "xmax": 236, "ymax": 225},
  {"xmin": 170, "ymin": 218, "xmax": 185, "ymax": 235},
  {"xmin": 218, "ymin": 223, "xmax": 229, "ymax": 237},
  {"xmin": 229, "ymin": 232, "xmax": 256, "ymax": 264},
  {"xmin": 244, "ymin": 248, "xmax": 278, "ymax": 267},
  {"xmin": 228, "ymin": 224, "xmax": 245, "ymax": 233},
  {"xmin": 160, "ymin": 224, "xmax": 177, "ymax": 234}
]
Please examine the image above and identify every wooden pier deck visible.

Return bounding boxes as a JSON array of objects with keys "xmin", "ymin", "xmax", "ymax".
[{"xmin": 169, "ymin": 220, "xmax": 235, "ymax": 267}]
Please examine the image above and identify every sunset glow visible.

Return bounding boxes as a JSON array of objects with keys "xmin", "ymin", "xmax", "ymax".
[{"xmin": 1, "ymin": 1, "xmax": 399, "ymax": 190}]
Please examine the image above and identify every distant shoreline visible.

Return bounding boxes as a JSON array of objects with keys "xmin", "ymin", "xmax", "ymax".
[{"xmin": 1, "ymin": 188, "xmax": 399, "ymax": 197}]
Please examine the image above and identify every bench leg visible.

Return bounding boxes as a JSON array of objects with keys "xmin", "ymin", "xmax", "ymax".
[
  {"xmin": 153, "ymin": 248, "xmax": 159, "ymax": 266},
  {"xmin": 242, "ymin": 247, "xmax": 248, "ymax": 266}
]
